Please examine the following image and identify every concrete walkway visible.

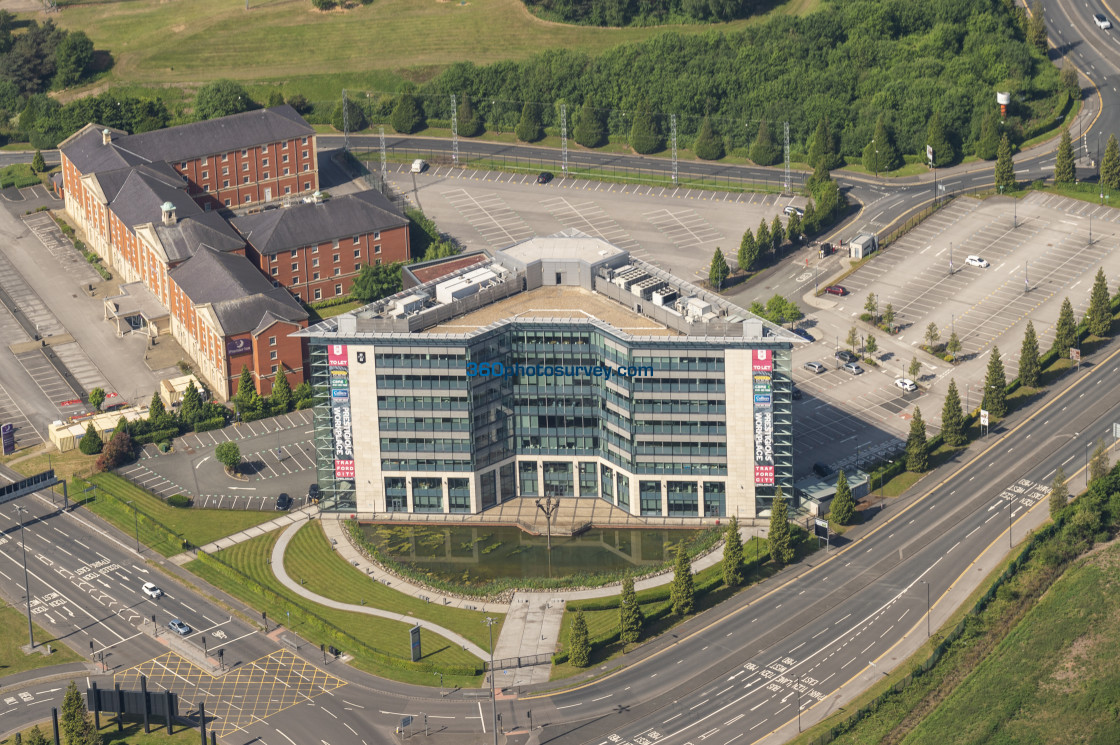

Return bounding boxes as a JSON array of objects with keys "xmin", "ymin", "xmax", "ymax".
[{"xmin": 270, "ymin": 520, "xmax": 490, "ymax": 661}]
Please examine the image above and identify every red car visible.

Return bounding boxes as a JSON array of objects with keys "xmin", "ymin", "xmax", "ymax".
[{"xmin": 823, "ymin": 285, "xmax": 848, "ymax": 296}]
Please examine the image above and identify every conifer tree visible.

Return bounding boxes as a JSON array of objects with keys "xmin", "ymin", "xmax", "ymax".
[
  {"xmin": 975, "ymin": 107, "xmax": 1001, "ymax": 161},
  {"xmin": 234, "ymin": 365, "xmax": 255, "ymax": 412},
  {"xmin": 906, "ymin": 407, "xmax": 929, "ymax": 472},
  {"xmin": 1049, "ymin": 466, "xmax": 1068, "ymax": 519},
  {"xmin": 737, "ymin": 229, "xmax": 759, "ymax": 273},
  {"xmin": 1027, "ymin": 1, "xmax": 1048, "ymax": 53},
  {"xmin": 25, "ymin": 725, "xmax": 49, "ymax": 745},
  {"xmin": 619, "ymin": 576, "xmax": 643, "ymax": 644},
  {"xmin": 693, "ymin": 115, "xmax": 724, "ymax": 160},
  {"xmin": 270, "ymin": 369, "xmax": 293, "ymax": 414},
  {"xmin": 515, "ymin": 102, "xmax": 544, "ymax": 143},
  {"xmin": 995, "ymin": 134, "xmax": 1016, "ymax": 192},
  {"xmin": 1101, "ymin": 134, "xmax": 1120, "ymax": 191},
  {"xmin": 629, "ymin": 105, "xmax": 663, "ymax": 154},
  {"xmin": 1054, "ymin": 128, "xmax": 1075, "ymax": 185},
  {"xmin": 787, "ymin": 211, "xmax": 802, "ymax": 241},
  {"xmin": 1090, "ymin": 438, "xmax": 1110, "ymax": 482},
  {"xmin": 722, "ymin": 516, "xmax": 745, "ymax": 587},
  {"xmin": 768, "ymin": 488, "xmax": 795, "ymax": 567},
  {"xmin": 32, "ymin": 149, "xmax": 45, "ymax": 173},
  {"xmin": 808, "ymin": 116, "xmax": 839, "ymax": 170},
  {"xmin": 941, "ymin": 379, "xmax": 967, "ymax": 446},
  {"xmin": 926, "ymin": 111, "xmax": 954, "ymax": 166},
  {"xmin": 829, "ymin": 470, "xmax": 855, "ymax": 526},
  {"xmin": 179, "ymin": 380, "xmax": 203, "ymax": 427},
  {"xmin": 1053, "ymin": 297, "xmax": 1077, "ymax": 358},
  {"xmin": 670, "ymin": 543, "xmax": 695, "ymax": 616},
  {"xmin": 750, "ymin": 120, "xmax": 781, "ymax": 166},
  {"xmin": 708, "ymin": 247, "xmax": 729, "ymax": 290},
  {"xmin": 862, "ymin": 115, "xmax": 900, "ymax": 173},
  {"xmin": 79, "ymin": 422, "xmax": 103, "ymax": 455},
  {"xmin": 390, "ymin": 91, "xmax": 425, "ymax": 134},
  {"xmin": 568, "ymin": 610, "xmax": 590, "ymax": 667},
  {"xmin": 770, "ymin": 214, "xmax": 784, "ymax": 252},
  {"xmin": 61, "ymin": 681, "xmax": 85, "ymax": 745},
  {"xmin": 148, "ymin": 391, "xmax": 168, "ymax": 425},
  {"xmin": 1019, "ymin": 320, "xmax": 1041, "ymax": 388},
  {"xmin": 457, "ymin": 95, "xmax": 481, "ymax": 137},
  {"xmin": 982, "ymin": 346, "xmax": 1008, "ymax": 418},
  {"xmin": 1086, "ymin": 267, "xmax": 1112, "ymax": 337},
  {"xmin": 573, "ymin": 100, "xmax": 606, "ymax": 148}
]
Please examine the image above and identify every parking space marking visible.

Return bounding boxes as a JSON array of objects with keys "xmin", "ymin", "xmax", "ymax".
[
  {"xmin": 643, "ymin": 208, "xmax": 725, "ymax": 250},
  {"xmin": 539, "ymin": 196, "xmax": 638, "ymax": 250},
  {"xmin": 22, "ymin": 213, "xmax": 102, "ymax": 283},
  {"xmin": 0, "ymin": 379, "xmax": 42, "ymax": 445},
  {"xmin": 442, "ymin": 188, "xmax": 534, "ymax": 248}
]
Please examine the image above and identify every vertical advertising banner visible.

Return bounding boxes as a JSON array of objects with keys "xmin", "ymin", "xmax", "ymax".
[
  {"xmin": 752, "ymin": 349, "xmax": 775, "ymax": 485},
  {"xmin": 328, "ymin": 344, "xmax": 355, "ymax": 479}
]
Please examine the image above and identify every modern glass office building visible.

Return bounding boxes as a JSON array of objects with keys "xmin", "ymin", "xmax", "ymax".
[{"xmin": 299, "ymin": 231, "xmax": 797, "ymax": 521}]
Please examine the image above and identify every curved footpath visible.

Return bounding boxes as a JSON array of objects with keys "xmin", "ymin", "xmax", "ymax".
[{"xmin": 270, "ymin": 521, "xmax": 490, "ymax": 660}]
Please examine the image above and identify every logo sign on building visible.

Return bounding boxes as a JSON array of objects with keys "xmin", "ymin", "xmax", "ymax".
[
  {"xmin": 329, "ymin": 344, "xmax": 355, "ymax": 480},
  {"xmin": 751, "ymin": 349, "xmax": 773, "ymax": 373},
  {"xmin": 754, "ymin": 465, "xmax": 775, "ymax": 485},
  {"xmin": 754, "ymin": 409, "xmax": 774, "ymax": 485},
  {"xmin": 1, "ymin": 423, "xmax": 14, "ymax": 456},
  {"xmin": 226, "ymin": 338, "xmax": 252, "ymax": 356},
  {"xmin": 754, "ymin": 393, "xmax": 772, "ymax": 405}
]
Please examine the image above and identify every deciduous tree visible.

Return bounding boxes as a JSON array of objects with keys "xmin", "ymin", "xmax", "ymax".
[
  {"xmin": 946, "ymin": 331, "xmax": 961, "ymax": 360},
  {"xmin": 215, "ymin": 441, "xmax": 241, "ymax": 473},
  {"xmin": 195, "ymin": 80, "xmax": 253, "ymax": 120},
  {"xmin": 53, "ymin": 30, "xmax": 93, "ymax": 88},
  {"xmin": 924, "ymin": 322, "xmax": 940, "ymax": 349},
  {"xmin": 1090, "ymin": 438, "xmax": 1110, "ymax": 482},
  {"xmin": 908, "ymin": 356, "xmax": 921, "ymax": 380},
  {"xmin": 89, "ymin": 387, "xmax": 105, "ymax": 412},
  {"xmin": 865, "ymin": 334, "xmax": 878, "ymax": 357}
]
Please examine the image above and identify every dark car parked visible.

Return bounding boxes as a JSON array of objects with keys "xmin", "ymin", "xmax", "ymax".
[
  {"xmin": 536, "ymin": 171, "xmax": 554, "ymax": 184},
  {"xmin": 276, "ymin": 493, "xmax": 292, "ymax": 511},
  {"xmin": 835, "ymin": 349, "xmax": 858, "ymax": 364},
  {"xmin": 308, "ymin": 483, "xmax": 321, "ymax": 504}
]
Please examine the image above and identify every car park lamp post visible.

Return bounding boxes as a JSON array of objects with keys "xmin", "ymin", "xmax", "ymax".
[
  {"xmin": 484, "ymin": 617, "xmax": 499, "ymax": 745},
  {"xmin": 14, "ymin": 505, "xmax": 34, "ymax": 649}
]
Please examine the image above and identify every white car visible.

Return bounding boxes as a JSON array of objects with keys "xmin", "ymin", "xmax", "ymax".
[
  {"xmin": 410, "ymin": 159, "xmax": 427, "ymax": 174},
  {"xmin": 783, "ymin": 205, "xmax": 804, "ymax": 217},
  {"xmin": 894, "ymin": 378, "xmax": 918, "ymax": 392},
  {"xmin": 142, "ymin": 582, "xmax": 163, "ymax": 599},
  {"xmin": 1095, "ymin": 13, "xmax": 1112, "ymax": 29},
  {"xmin": 966, "ymin": 255, "xmax": 989, "ymax": 268}
]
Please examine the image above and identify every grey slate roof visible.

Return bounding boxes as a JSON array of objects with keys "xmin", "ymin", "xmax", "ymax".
[
  {"xmin": 230, "ymin": 189, "xmax": 408, "ymax": 256},
  {"xmin": 59, "ymin": 124, "xmax": 150, "ymax": 175},
  {"xmin": 154, "ymin": 212, "xmax": 246, "ymax": 264},
  {"xmin": 115, "ymin": 105, "xmax": 313, "ymax": 164},
  {"xmin": 169, "ymin": 247, "xmax": 307, "ymax": 336}
]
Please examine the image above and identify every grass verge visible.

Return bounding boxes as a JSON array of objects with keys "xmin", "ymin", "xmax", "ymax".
[
  {"xmin": 0, "ymin": 601, "xmax": 83, "ymax": 678},
  {"xmin": 284, "ymin": 521, "xmax": 501, "ymax": 651},
  {"xmin": 76, "ymin": 473, "xmax": 276, "ymax": 557},
  {"xmin": 185, "ymin": 531, "xmax": 484, "ymax": 687},
  {"xmin": 3, "ymin": 719, "xmax": 199, "ymax": 745}
]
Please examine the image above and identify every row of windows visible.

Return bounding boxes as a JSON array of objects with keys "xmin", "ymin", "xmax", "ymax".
[
  {"xmin": 377, "ymin": 395, "xmax": 469, "ymax": 410},
  {"xmin": 222, "ymin": 181, "xmax": 316, "ymax": 206},
  {"xmin": 194, "ymin": 139, "xmax": 310, "ymax": 167},
  {"xmin": 274, "ymin": 235, "xmax": 382, "ymax": 260},
  {"xmin": 381, "ymin": 458, "xmax": 471, "ymax": 471},
  {"xmin": 379, "ymin": 417, "xmax": 470, "ymax": 432},
  {"xmin": 380, "ymin": 437, "xmax": 470, "ymax": 453}
]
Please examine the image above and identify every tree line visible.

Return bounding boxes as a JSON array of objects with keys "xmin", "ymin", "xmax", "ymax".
[{"xmin": 523, "ymin": 0, "xmax": 763, "ymax": 26}]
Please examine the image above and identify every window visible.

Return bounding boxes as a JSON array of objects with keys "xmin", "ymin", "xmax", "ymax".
[
  {"xmin": 314, "ymin": 288, "xmax": 322, "ymax": 299},
  {"xmin": 282, "ymin": 141, "xmax": 289, "ymax": 150},
  {"xmin": 270, "ymin": 267, "xmax": 278, "ymax": 276},
  {"xmin": 283, "ymin": 168, "xmax": 289, "ymax": 176},
  {"xmin": 270, "ymin": 255, "xmax": 277, "ymax": 263},
  {"xmin": 302, "ymin": 150, "xmax": 308, "ymax": 159},
  {"xmin": 244, "ymin": 195, "xmax": 251, "ymax": 203},
  {"xmin": 201, "ymin": 170, "xmax": 208, "ymax": 179},
  {"xmin": 333, "ymin": 253, "xmax": 340, "ymax": 262},
  {"xmin": 304, "ymin": 181, "xmax": 311, "ymax": 190},
  {"xmin": 373, "ymin": 231, "xmax": 380, "ymax": 240},
  {"xmin": 354, "ymin": 249, "xmax": 361, "ymax": 258},
  {"xmin": 242, "ymin": 149, "xmax": 248, "ymax": 156},
  {"xmin": 263, "ymin": 172, "xmax": 269, "ymax": 179},
  {"xmin": 282, "ymin": 154, "xmax": 289, "ymax": 163},
  {"xmin": 374, "ymin": 245, "xmax": 381, "ymax": 254},
  {"xmin": 224, "ymin": 199, "xmax": 231, "ymax": 206},
  {"xmin": 334, "ymin": 267, "xmax": 341, "ymax": 275},
  {"xmin": 291, "ymin": 263, "xmax": 298, "ymax": 271},
  {"xmin": 290, "ymin": 250, "xmax": 298, "ymax": 258},
  {"xmin": 243, "ymin": 176, "xmax": 250, "ymax": 184},
  {"xmin": 293, "ymin": 276, "xmax": 300, "ymax": 285},
  {"xmin": 335, "ymin": 284, "xmax": 343, "ymax": 296},
  {"xmin": 271, "ymin": 364, "xmax": 278, "ymax": 374},
  {"xmin": 375, "ymin": 258, "xmax": 381, "ymax": 265},
  {"xmin": 269, "ymin": 336, "xmax": 277, "ymax": 346},
  {"xmin": 180, "ymin": 161, "xmax": 187, "ymax": 169},
  {"xmin": 301, "ymin": 136, "xmax": 308, "ymax": 145},
  {"xmin": 223, "ymin": 180, "xmax": 229, "ymax": 188},
  {"xmin": 201, "ymin": 156, "xmax": 208, "ymax": 165},
  {"xmin": 352, "ymin": 236, "xmax": 360, "ymax": 245},
  {"xmin": 284, "ymin": 186, "xmax": 291, "ymax": 194},
  {"xmin": 242, "ymin": 162, "xmax": 249, "ymax": 171},
  {"xmin": 303, "ymin": 165, "xmax": 310, "ymax": 172},
  {"xmin": 222, "ymin": 153, "xmax": 229, "ymax": 161},
  {"xmin": 353, "ymin": 264, "xmax": 359, "ymax": 271},
  {"xmin": 270, "ymin": 350, "xmax": 277, "ymax": 361},
  {"xmin": 312, "ymin": 258, "xmax": 319, "ymax": 267},
  {"xmin": 262, "ymin": 158, "xmax": 269, "ymax": 166},
  {"xmin": 313, "ymin": 272, "xmax": 320, "ymax": 280},
  {"xmin": 222, "ymin": 167, "xmax": 229, "ymax": 175}
]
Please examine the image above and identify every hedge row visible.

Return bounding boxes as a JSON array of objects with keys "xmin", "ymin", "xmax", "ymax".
[
  {"xmin": 193, "ymin": 416, "xmax": 226, "ymax": 433},
  {"xmin": 194, "ymin": 549, "xmax": 482, "ymax": 677},
  {"xmin": 133, "ymin": 427, "xmax": 179, "ymax": 446}
]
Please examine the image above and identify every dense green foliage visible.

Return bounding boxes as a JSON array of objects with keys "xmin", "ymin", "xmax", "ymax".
[
  {"xmin": 708, "ymin": 247, "xmax": 729, "ymax": 290},
  {"xmin": 573, "ymin": 100, "xmax": 607, "ymax": 147},
  {"xmin": 332, "ymin": 96, "xmax": 368, "ymax": 133},
  {"xmin": 1018, "ymin": 320, "xmax": 1040, "ymax": 388},
  {"xmin": 427, "ymin": 1, "xmax": 1060, "ymax": 166},
  {"xmin": 941, "ymin": 379, "xmax": 967, "ymax": 446},
  {"xmin": 906, "ymin": 407, "xmax": 929, "ymax": 472},
  {"xmin": 1102, "ymin": 134, "xmax": 1120, "ymax": 190},
  {"xmin": 670, "ymin": 543, "xmax": 695, "ymax": 616},
  {"xmin": 351, "ymin": 262, "xmax": 405, "ymax": 303},
  {"xmin": 1053, "ymin": 128, "xmax": 1075, "ymax": 184},
  {"xmin": 995, "ymin": 133, "xmax": 1016, "ymax": 191},
  {"xmin": 768, "ymin": 490, "xmax": 794, "ymax": 566},
  {"xmin": 1049, "ymin": 466, "xmax": 1068, "ymax": 519},
  {"xmin": 1086, "ymin": 267, "xmax": 1112, "ymax": 337},
  {"xmin": 1053, "ymin": 297, "xmax": 1077, "ymax": 358},
  {"xmin": 515, "ymin": 102, "xmax": 544, "ymax": 142},
  {"xmin": 568, "ymin": 609, "xmax": 590, "ymax": 667},
  {"xmin": 78, "ymin": 423, "xmax": 102, "ymax": 455},
  {"xmin": 215, "ymin": 441, "xmax": 241, "ymax": 472},
  {"xmin": 693, "ymin": 115, "xmax": 724, "ymax": 160},
  {"xmin": 524, "ymin": 0, "xmax": 761, "ymax": 26},
  {"xmin": 618, "ymin": 576, "xmax": 643, "ymax": 644},
  {"xmin": 195, "ymin": 79, "xmax": 254, "ymax": 120},
  {"xmin": 721, "ymin": 515, "xmax": 744, "ymax": 587},
  {"xmin": 830, "ymin": 470, "xmax": 855, "ymax": 526},
  {"xmin": 390, "ymin": 90, "xmax": 425, "ymax": 134}
]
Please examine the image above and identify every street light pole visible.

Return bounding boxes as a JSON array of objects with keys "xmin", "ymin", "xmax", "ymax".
[
  {"xmin": 14, "ymin": 505, "xmax": 34, "ymax": 649},
  {"xmin": 484, "ymin": 617, "xmax": 498, "ymax": 745},
  {"xmin": 920, "ymin": 580, "xmax": 929, "ymax": 638},
  {"xmin": 127, "ymin": 500, "xmax": 139, "ymax": 553},
  {"xmin": 796, "ymin": 674, "xmax": 802, "ymax": 732}
]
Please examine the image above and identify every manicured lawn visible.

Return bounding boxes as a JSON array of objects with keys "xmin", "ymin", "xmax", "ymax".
[
  {"xmin": 186, "ymin": 531, "xmax": 484, "ymax": 687},
  {"xmin": 904, "ymin": 542, "xmax": 1120, "ymax": 744},
  {"xmin": 47, "ymin": 0, "xmax": 821, "ymax": 102},
  {"xmin": 2, "ymin": 719, "xmax": 200, "ymax": 745},
  {"xmin": 77, "ymin": 473, "xmax": 277, "ymax": 557},
  {"xmin": 284, "ymin": 521, "xmax": 501, "ymax": 651},
  {"xmin": 0, "ymin": 602, "xmax": 83, "ymax": 678},
  {"xmin": 1, "ymin": 444, "xmax": 98, "ymax": 483}
]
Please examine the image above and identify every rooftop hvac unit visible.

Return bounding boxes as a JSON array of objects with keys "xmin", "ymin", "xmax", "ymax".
[
  {"xmin": 632, "ymin": 277, "xmax": 665, "ymax": 299},
  {"xmin": 652, "ymin": 288, "xmax": 678, "ymax": 307},
  {"xmin": 392, "ymin": 293, "xmax": 428, "ymax": 317},
  {"xmin": 613, "ymin": 269, "xmax": 648, "ymax": 291}
]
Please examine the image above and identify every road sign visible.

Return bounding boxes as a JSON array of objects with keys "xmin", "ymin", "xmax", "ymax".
[
  {"xmin": 926, "ymin": 145, "xmax": 934, "ymax": 165},
  {"xmin": 813, "ymin": 519, "xmax": 829, "ymax": 539},
  {"xmin": 410, "ymin": 624, "xmax": 422, "ymax": 662},
  {"xmin": 1071, "ymin": 348, "xmax": 1080, "ymax": 362},
  {"xmin": 1113, "ymin": 422, "xmax": 1120, "ymax": 440},
  {"xmin": 980, "ymin": 409, "xmax": 989, "ymax": 427}
]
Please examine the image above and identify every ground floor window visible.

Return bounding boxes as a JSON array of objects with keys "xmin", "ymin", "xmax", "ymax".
[
  {"xmin": 579, "ymin": 462, "xmax": 597, "ymax": 497},
  {"xmin": 385, "ymin": 477, "xmax": 407, "ymax": 512},
  {"xmin": 519, "ymin": 461, "xmax": 538, "ymax": 496},
  {"xmin": 499, "ymin": 463, "xmax": 516, "ymax": 503},
  {"xmin": 617, "ymin": 473, "xmax": 630, "ymax": 511},
  {"xmin": 703, "ymin": 482, "xmax": 726, "ymax": 518},
  {"xmin": 448, "ymin": 478, "xmax": 470, "ymax": 513},
  {"xmin": 543, "ymin": 461, "xmax": 574, "ymax": 496},
  {"xmin": 639, "ymin": 480, "xmax": 662, "ymax": 516},
  {"xmin": 411, "ymin": 477, "xmax": 442, "ymax": 513},
  {"xmin": 600, "ymin": 465, "xmax": 614, "ymax": 503},
  {"xmin": 480, "ymin": 471, "xmax": 497, "ymax": 509},
  {"xmin": 667, "ymin": 481, "xmax": 698, "ymax": 517}
]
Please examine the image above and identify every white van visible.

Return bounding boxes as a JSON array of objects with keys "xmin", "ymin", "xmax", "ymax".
[{"xmin": 410, "ymin": 159, "xmax": 427, "ymax": 174}]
